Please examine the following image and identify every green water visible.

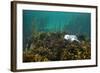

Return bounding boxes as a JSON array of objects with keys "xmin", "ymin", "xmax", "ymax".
[{"xmin": 23, "ymin": 10, "xmax": 91, "ymax": 48}]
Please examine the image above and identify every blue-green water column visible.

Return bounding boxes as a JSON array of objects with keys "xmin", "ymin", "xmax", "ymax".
[{"xmin": 23, "ymin": 10, "xmax": 91, "ymax": 48}]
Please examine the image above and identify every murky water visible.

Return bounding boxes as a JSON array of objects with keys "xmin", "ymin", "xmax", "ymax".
[{"xmin": 23, "ymin": 10, "xmax": 91, "ymax": 49}]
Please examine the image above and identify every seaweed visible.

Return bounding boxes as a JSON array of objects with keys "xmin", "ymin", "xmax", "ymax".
[{"xmin": 23, "ymin": 32, "xmax": 91, "ymax": 62}]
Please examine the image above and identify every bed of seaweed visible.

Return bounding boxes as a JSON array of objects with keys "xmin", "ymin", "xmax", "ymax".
[{"xmin": 23, "ymin": 32, "xmax": 91, "ymax": 62}]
